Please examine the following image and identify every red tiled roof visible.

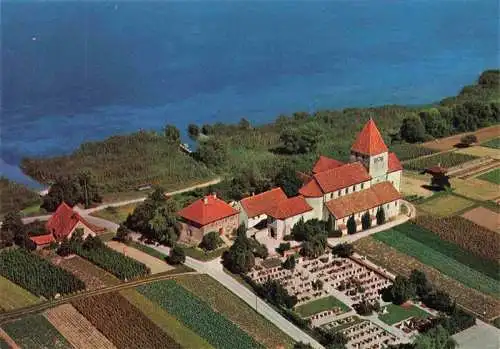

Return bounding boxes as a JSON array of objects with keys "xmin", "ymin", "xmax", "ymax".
[
  {"xmin": 29, "ymin": 234, "xmax": 55, "ymax": 246},
  {"xmin": 178, "ymin": 194, "xmax": 239, "ymax": 226},
  {"xmin": 46, "ymin": 202, "xmax": 102, "ymax": 240},
  {"xmin": 388, "ymin": 152, "xmax": 403, "ymax": 173},
  {"xmin": 265, "ymin": 196, "xmax": 313, "ymax": 220},
  {"xmin": 313, "ymin": 162, "xmax": 371, "ymax": 194},
  {"xmin": 326, "ymin": 182, "xmax": 401, "ymax": 219},
  {"xmin": 240, "ymin": 188, "xmax": 288, "ymax": 218},
  {"xmin": 296, "ymin": 171, "xmax": 312, "ymax": 184},
  {"xmin": 312, "ymin": 156, "xmax": 344, "ymax": 174},
  {"xmin": 425, "ymin": 166, "xmax": 448, "ymax": 175},
  {"xmin": 351, "ymin": 119, "xmax": 388, "ymax": 156},
  {"xmin": 299, "ymin": 178, "xmax": 323, "ymax": 197}
]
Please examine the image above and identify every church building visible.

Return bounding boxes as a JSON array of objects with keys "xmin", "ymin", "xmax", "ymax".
[{"xmin": 238, "ymin": 118, "xmax": 403, "ymax": 237}]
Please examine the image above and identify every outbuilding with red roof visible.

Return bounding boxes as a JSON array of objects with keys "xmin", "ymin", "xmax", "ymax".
[
  {"xmin": 237, "ymin": 188, "xmax": 287, "ymax": 228},
  {"xmin": 265, "ymin": 196, "xmax": 313, "ymax": 240},
  {"xmin": 46, "ymin": 202, "xmax": 104, "ymax": 241},
  {"xmin": 177, "ymin": 194, "xmax": 239, "ymax": 243}
]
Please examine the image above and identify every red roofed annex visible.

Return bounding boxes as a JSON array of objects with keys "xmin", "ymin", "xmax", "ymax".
[
  {"xmin": 46, "ymin": 202, "xmax": 104, "ymax": 241},
  {"xmin": 178, "ymin": 194, "xmax": 240, "ymax": 243},
  {"xmin": 238, "ymin": 188, "xmax": 288, "ymax": 228}
]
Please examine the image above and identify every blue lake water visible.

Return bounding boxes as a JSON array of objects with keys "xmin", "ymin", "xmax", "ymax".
[{"xmin": 2, "ymin": 0, "xmax": 498, "ymax": 187}]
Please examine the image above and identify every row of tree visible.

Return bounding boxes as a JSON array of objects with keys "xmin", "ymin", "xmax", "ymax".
[{"xmin": 222, "ymin": 225, "xmax": 268, "ymax": 273}]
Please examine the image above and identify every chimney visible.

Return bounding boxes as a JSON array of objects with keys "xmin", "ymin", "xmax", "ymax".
[
  {"xmin": 438, "ymin": 162, "xmax": 441, "ymax": 167},
  {"xmin": 203, "ymin": 197, "xmax": 208, "ymax": 204},
  {"xmin": 212, "ymin": 192, "xmax": 217, "ymax": 199},
  {"xmin": 251, "ymin": 192, "xmax": 255, "ymax": 196}
]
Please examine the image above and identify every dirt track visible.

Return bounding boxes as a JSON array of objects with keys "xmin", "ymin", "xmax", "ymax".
[
  {"xmin": 422, "ymin": 125, "xmax": 499, "ymax": 151},
  {"xmin": 106, "ymin": 241, "xmax": 174, "ymax": 274}
]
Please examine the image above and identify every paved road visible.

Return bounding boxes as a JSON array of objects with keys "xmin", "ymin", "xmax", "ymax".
[{"xmin": 21, "ymin": 177, "xmax": 221, "ymax": 226}]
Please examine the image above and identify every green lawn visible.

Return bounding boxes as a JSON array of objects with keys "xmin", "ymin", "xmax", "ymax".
[
  {"xmin": 295, "ymin": 296, "xmax": 350, "ymax": 317},
  {"xmin": 418, "ymin": 194, "xmax": 475, "ymax": 217},
  {"xmin": 180, "ymin": 245, "xmax": 229, "ymax": 261},
  {"xmin": 90, "ymin": 203, "xmax": 138, "ymax": 224},
  {"xmin": 373, "ymin": 225, "xmax": 500, "ymax": 297},
  {"xmin": 482, "ymin": 137, "xmax": 500, "ymax": 149},
  {"xmin": 137, "ymin": 280, "xmax": 264, "ymax": 349},
  {"xmin": 379, "ymin": 304, "xmax": 431, "ymax": 325},
  {"xmin": 2, "ymin": 314, "xmax": 71, "ymax": 349},
  {"xmin": 0, "ymin": 276, "xmax": 40, "ymax": 311},
  {"xmin": 477, "ymin": 168, "xmax": 500, "ymax": 185}
]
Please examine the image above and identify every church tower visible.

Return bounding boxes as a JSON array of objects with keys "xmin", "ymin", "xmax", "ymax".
[{"xmin": 350, "ymin": 119, "xmax": 389, "ymax": 183}]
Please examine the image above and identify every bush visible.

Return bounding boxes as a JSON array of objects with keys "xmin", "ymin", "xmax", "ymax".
[
  {"xmin": 276, "ymin": 242, "xmax": 291, "ymax": 255},
  {"xmin": 328, "ymin": 229, "xmax": 343, "ymax": 238},
  {"xmin": 282, "ymin": 256, "xmax": 296, "ymax": 270},
  {"xmin": 331, "ymin": 243, "xmax": 353, "ymax": 258},
  {"xmin": 167, "ymin": 245, "xmax": 186, "ymax": 265},
  {"xmin": 460, "ymin": 134, "xmax": 478, "ymax": 146},
  {"xmin": 199, "ymin": 231, "xmax": 223, "ymax": 251}
]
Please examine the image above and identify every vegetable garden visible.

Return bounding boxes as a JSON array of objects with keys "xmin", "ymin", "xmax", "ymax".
[
  {"xmin": 390, "ymin": 143, "xmax": 437, "ymax": 161},
  {"xmin": 373, "ymin": 224, "xmax": 499, "ymax": 297},
  {"xmin": 403, "ymin": 152, "xmax": 477, "ymax": 171},
  {"xmin": 137, "ymin": 280, "xmax": 264, "ymax": 349},
  {"xmin": 72, "ymin": 292, "xmax": 180, "ymax": 348},
  {"xmin": 414, "ymin": 216, "xmax": 499, "ymax": 262},
  {"xmin": 75, "ymin": 243, "xmax": 150, "ymax": 280},
  {"xmin": 0, "ymin": 249, "xmax": 85, "ymax": 298},
  {"xmin": 2, "ymin": 314, "xmax": 71, "ymax": 349}
]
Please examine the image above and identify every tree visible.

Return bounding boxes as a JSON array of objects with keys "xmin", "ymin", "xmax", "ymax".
[
  {"xmin": 279, "ymin": 124, "xmax": 320, "ymax": 154},
  {"xmin": 57, "ymin": 238, "xmax": 73, "ymax": 256},
  {"xmin": 419, "ymin": 108, "xmax": 449, "ymax": 138},
  {"xmin": 390, "ymin": 276, "xmax": 416, "ymax": 305},
  {"xmin": 201, "ymin": 124, "xmax": 214, "ymax": 135},
  {"xmin": 274, "ymin": 166, "xmax": 302, "ymax": 197},
  {"xmin": 414, "ymin": 325, "xmax": 456, "ymax": 349},
  {"xmin": 315, "ymin": 327, "xmax": 348, "ymax": 348},
  {"xmin": 115, "ymin": 225, "xmax": 131, "ymax": 242},
  {"xmin": 282, "ymin": 255, "xmax": 296, "ymax": 270},
  {"xmin": 291, "ymin": 218, "xmax": 327, "ymax": 242},
  {"xmin": 239, "ymin": 118, "xmax": 251, "ymax": 130},
  {"xmin": 346, "ymin": 215, "xmax": 356, "ymax": 234},
  {"xmin": 376, "ymin": 207, "xmax": 386, "ymax": 225},
  {"xmin": 260, "ymin": 279, "xmax": 298, "ymax": 308},
  {"xmin": 222, "ymin": 234, "xmax": 255, "ymax": 273},
  {"xmin": 187, "ymin": 124, "xmax": 200, "ymax": 139},
  {"xmin": 331, "ymin": 243, "xmax": 353, "ymax": 258},
  {"xmin": 0, "ymin": 229, "xmax": 14, "ymax": 248},
  {"xmin": 196, "ymin": 138, "xmax": 228, "ymax": 167},
  {"xmin": 326, "ymin": 215, "xmax": 335, "ymax": 234},
  {"xmin": 42, "ymin": 175, "xmax": 101, "ymax": 212},
  {"xmin": 410, "ymin": 269, "xmax": 433, "ymax": 298},
  {"xmin": 353, "ymin": 299, "xmax": 374, "ymax": 316},
  {"xmin": 276, "ymin": 242, "xmax": 291, "ymax": 255},
  {"xmin": 199, "ymin": 231, "xmax": 223, "ymax": 251},
  {"xmin": 431, "ymin": 174, "xmax": 451, "ymax": 191},
  {"xmin": 460, "ymin": 134, "xmax": 478, "ymax": 147},
  {"xmin": 361, "ymin": 211, "xmax": 371, "ymax": 230},
  {"xmin": 164, "ymin": 124, "xmax": 181, "ymax": 143},
  {"xmin": 76, "ymin": 171, "xmax": 102, "ymax": 209},
  {"xmin": 400, "ymin": 115, "xmax": 427, "ymax": 143},
  {"xmin": 167, "ymin": 245, "xmax": 186, "ymax": 265},
  {"xmin": 1, "ymin": 211, "xmax": 25, "ymax": 246},
  {"xmin": 300, "ymin": 234, "xmax": 327, "ymax": 258},
  {"xmin": 478, "ymin": 69, "xmax": 499, "ymax": 87}
]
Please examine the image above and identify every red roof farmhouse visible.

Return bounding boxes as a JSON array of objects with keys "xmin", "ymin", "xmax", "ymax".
[{"xmin": 178, "ymin": 194, "xmax": 240, "ymax": 243}]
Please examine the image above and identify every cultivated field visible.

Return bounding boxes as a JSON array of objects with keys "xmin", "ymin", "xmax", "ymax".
[
  {"xmin": 120, "ymin": 289, "xmax": 214, "ymax": 349},
  {"xmin": 106, "ymin": 241, "xmax": 173, "ymax": 274},
  {"xmin": 418, "ymin": 194, "xmax": 475, "ymax": 217},
  {"xmin": 451, "ymin": 177, "xmax": 500, "ymax": 202},
  {"xmin": 422, "ymin": 125, "xmax": 500, "ymax": 151},
  {"xmin": 373, "ymin": 225, "xmax": 499, "ymax": 296},
  {"xmin": 404, "ymin": 152, "xmax": 478, "ymax": 172},
  {"xmin": 51, "ymin": 254, "xmax": 120, "ymax": 290},
  {"xmin": 0, "ymin": 276, "xmax": 40, "ymax": 311},
  {"xmin": 354, "ymin": 237, "xmax": 500, "ymax": 320},
  {"xmin": 2, "ymin": 314, "xmax": 71, "ymax": 349},
  {"xmin": 72, "ymin": 292, "xmax": 180, "ymax": 348},
  {"xmin": 0, "ymin": 328, "xmax": 19, "ymax": 349},
  {"xmin": 378, "ymin": 304, "xmax": 430, "ymax": 325},
  {"xmin": 174, "ymin": 274, "xmax": 294, "ymax": 349},
  {"xmin": 415, "ymin": 216, "xmax": 499, "ymax": 262},
  {"xmin": 461, "ymin": 207, "xmax": 499, "ymax": 233},
  {"xmin": 390, "ymin": 143, "xmax": 438, "ymax": 161},
  {"xmin": 44, "ymin": 304, "xmax": 117, "ymax": 349},
  {"xmin": 482, "ymin": 137, "xmax": 500, "ymax": 149},
  {"xmin": 295, "ymin": 296, "xmax": 350, "ymax": 318},
  {"xmin": 457, "ymin": 146, "xmax": 500, "ymax": 160},
  {"xmin": 137, "ymin": 279, "xmax": 264, "ymax": 349},
  {"xmin": 478, "ymin": 168, "xmax": 500, "ymax": 185},
  {"xmin": 401, "ymin": 174, "xmax": 434, "ymax": 198}
]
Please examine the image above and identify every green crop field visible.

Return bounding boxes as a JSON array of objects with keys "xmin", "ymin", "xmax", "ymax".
[
  {"xmin": 2, "ymin": 314, "xmax": 71, "ymax": 349},
  {"xmin": 373, "ymin": 225, "xmax": 499, "ymax": 297},
  {"xmin": 295, "ymin": 296, "xmax": 350, "ymax": 317},
  {"xmin": 477, "ymin": 168, "xmax": 500, "ymax": 185},
  {"xmin": 378, "ymin": 304, "xmax": 430, "ymax": 325},
  {"xmin": 137, "ymin": 280, "xmax": 264, "ymax": 349},
  {"xmin": 174, "ymin": 274, "xmax": 294, "ymax": 349},
  {"xmin": 404, "ymin": 152, "xmax": 477, "ymax": 171},
  {"xmin": 390, "ymin": 143, "xmax": 438, "ymax": 161},
  {"xmin": 482, "ymin": 137, "xmax": 500, "ymax": 149},
  {"xmin": 0, "ymin": 276, "xmax": 40, "ymax": 311},
  {"xmin": 120, "ymin": 289, "xmax": 214, "ymax": 349}
]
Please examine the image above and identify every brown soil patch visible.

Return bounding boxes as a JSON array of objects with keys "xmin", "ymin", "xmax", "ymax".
[
  {"xmin": 422, "ymin": 125, "xmax": 500, "ymax": 151},
  {"xmin": 462, "ymin": 207, "xmax": 499, "ymax": 233},
  {"xmin": 106, "ymin": 241, "xmax": 173, "ymax": 274},
  {"xmin": 354, "ymin": 237, "xmax": 500, "ymax": 320},
  {"xmin": 45, "ymin": 304, "xmax": 117, "ymax": 349},
  {"xmin": 401, "ymin": 175, "xmax": 433, "ymax": 198}
]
